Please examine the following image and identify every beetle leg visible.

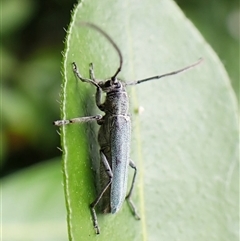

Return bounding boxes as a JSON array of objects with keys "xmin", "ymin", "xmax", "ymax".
[
  {"xmin": 72, "ymin": 62, "xmax": 100, "ymax": 88},
  {"xmin": 126, "ymin": 159, "xmax": 140, "ymax": 220},
  {"xmin": 90, "ymin": 151, "xmax": 113, "ymax": 234},
  {"xmin": 53, "ymin": 115, "xmax": 102, "ymax": 126},
  {"xmin": 89, "ymin": 63, "xmax": 96, "ymax": 80}
]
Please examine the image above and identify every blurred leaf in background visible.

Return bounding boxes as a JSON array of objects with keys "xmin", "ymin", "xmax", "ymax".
[
  {"xmin": 1, "ymin": 0, "xmax": 76, "ymax": 175},
  {"xmin": 177, "ymin": 0, "xmax": 239, "ymax": 101},
  {"xmin": 1, "ymin": 0, "xmax": 76, "ymax": 239},
  {"xmin": 2, "ymin": 159, "xmax": 67, "ymax": 241}
]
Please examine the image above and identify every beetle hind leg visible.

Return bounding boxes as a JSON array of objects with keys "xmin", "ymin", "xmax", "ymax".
[
  {"xmin": 126, "ymin": 159, "xmax": 141, "ymax": 220},
  {"xmin": 90, "ymin": 151, "xmax": 113, "ymax": 234}
]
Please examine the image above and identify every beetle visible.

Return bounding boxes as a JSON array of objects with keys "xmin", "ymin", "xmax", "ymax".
[{"xmin": 54, "ymin": 22, "xmax": 202, "ymax": 234}]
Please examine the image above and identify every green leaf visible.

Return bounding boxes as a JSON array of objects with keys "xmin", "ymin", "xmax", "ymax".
[
  {"xmin": 59, "ymin": 0, "xmax": 238, "ymax": 240},
  {"xmin": 2, "ymin": 159, "xmax": 67, "ymax": 241}
]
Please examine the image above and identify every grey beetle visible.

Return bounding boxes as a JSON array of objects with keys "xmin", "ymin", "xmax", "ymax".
[{"xmin": 54, "ymin": 22, "xmax": 202, "ymax": 234}]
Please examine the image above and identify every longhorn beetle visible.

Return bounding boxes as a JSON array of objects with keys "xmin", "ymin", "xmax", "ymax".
[{"xmin": 54, "ymin": 22, "xmax": 202, "ymax": 234}]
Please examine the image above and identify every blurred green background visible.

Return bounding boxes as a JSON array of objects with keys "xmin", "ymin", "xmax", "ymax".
[
  {"xmin": 1, "ymin": 0, "xmax": 239, "ymax": 239},
  {"xmin": 1, "ymin": 0, "xmax": 239, "ymax": 178}
]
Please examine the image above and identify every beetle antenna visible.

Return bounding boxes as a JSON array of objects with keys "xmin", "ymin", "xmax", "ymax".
[
  {"xmin": 80, "ymin": 22, "xmax": 123, "ymax": 81},
  {"xmin": 126, "ymin": 58, "xmax": 203, "ymax": 85}
]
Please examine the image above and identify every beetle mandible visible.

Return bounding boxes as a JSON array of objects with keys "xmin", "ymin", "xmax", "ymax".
[{"xmin": 54, "ymin": 22, "xmax": 202, "ymax": 234}]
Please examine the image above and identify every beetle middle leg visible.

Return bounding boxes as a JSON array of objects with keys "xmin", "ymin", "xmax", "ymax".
[
  {"xmin": 90, "ymin": 150, "xmax": 113, "ymax": 234},
  {"xmin": 126, "ymin": 159, "xmax": 140, "ymax": 220}
]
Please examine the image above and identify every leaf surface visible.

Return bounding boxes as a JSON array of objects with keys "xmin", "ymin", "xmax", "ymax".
[{"xmin": 60, "ymin": 0, "xmax": 239, "ymax": 240}]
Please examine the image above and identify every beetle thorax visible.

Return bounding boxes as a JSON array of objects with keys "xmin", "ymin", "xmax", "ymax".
[
  {"xmin": 100, "ymin": 79, "xmax": 129, "ymax": 115},
  {"xmin": 105, "ymin": 91, "xmax": 129, "ymax": 115}
]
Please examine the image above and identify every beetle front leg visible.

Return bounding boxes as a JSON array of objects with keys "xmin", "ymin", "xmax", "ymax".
[
  {"xmin": 126, "ymin": 159, "xmax": 140, "ymax": 220},
  {"xmin": 95, "ymin": 87, "xmax": 105, "ymax": 111},
  {"xmin": 89, "ymin": 63, "xmax": 96, "ymax": 80},
  {"xmin": 72, "ymin": 62, "xmax": 100, "ymax": 88},
  {"xmin": 86, "ymin": 62, "xmax": 105, "ymax": 111},
  {"xmin": 53, "ymin": 114, "xmax": 102, "ymax": 126}
]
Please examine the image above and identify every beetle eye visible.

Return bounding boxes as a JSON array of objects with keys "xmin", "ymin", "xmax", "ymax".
[
  {"xmin": 114, "ymin": 82, "xmax": 121, "ymax": 88},
  {"xmin": 104, "ymin": 80, "xmax": 111, "ymax": 87}
]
